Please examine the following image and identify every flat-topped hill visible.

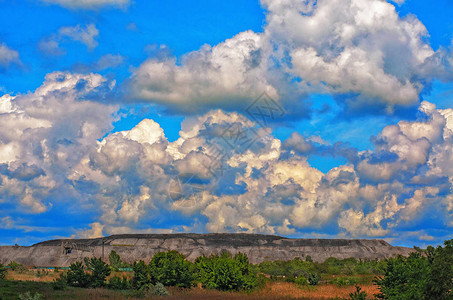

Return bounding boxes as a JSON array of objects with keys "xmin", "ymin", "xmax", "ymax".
[{"xmin": 0, "ymin": 233, "xmax": 414, "ymax": 267}]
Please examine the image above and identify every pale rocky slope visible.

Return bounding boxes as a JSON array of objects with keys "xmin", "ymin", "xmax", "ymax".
[{"xmin": 0, "ymin": 233, "xmax": 414, "ymax": 267}]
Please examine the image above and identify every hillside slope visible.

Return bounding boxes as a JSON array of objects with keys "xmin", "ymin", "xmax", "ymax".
[{"xmin": 0, "ymin": 233, "xmax": 414, "ymax": 266}]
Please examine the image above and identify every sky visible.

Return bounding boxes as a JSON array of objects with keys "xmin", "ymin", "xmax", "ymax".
[{"xmin": 0, "ymin": 0, "xmax": 453, "ymax": 248}]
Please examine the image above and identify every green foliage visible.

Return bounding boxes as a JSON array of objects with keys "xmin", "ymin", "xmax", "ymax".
[
  {"xmin": 368, "ymin": 239, "xmax": 453, "ymax": 299},
  {"xmin": 294, "ymin": 276, "xmax": 308, "ymax": 286},
  {"xmin": 331, "ymin": 276, "xmax": 359, "ymax": 287},
  {"xmin": 8, "ymin": 261, "xmax": 27, "ymax": 273},
  {"xmin": 308, "ymin": 272, "xmax": 320, "ymax": 285},
  {"xmin": 18, "ymin": 292, "xmax": 45, "ymax": 300},
  {"xmin": 0, "ymin": 263, "xmax": 7, "ymax": 280},
  {"xmin": 425, "ymin": 240, "xmax": 453, "ymax": 299},
  {"xmin": 258, "ymin": 256, "xmax": 386, "ymax": 281},
  {"xmin": 152, "ymin": 282, "xmax": 169, "ymax": 296},
  {"xmin": 85, "ymin": 257, "xmax": 111, "ymax": 288},
  {"xmin": 108, "ymin": 276, "xmax": 131, "ymax": 290},
  {"xmin": 132, "ymin": 260, "xmax": 150, "ymax": 290},
  {"xmin": 195, "ymin": 252, "xmax": 257, "ymax": 291},
  {"xmin": 66, "ymin": 261, "xmax": 90, "ymax": 288},
  {"xmin": 374, "ymin": 252, "xmax": 430, "ymax": 299},
  {"xmin": 149, "ymin": 250, "xmax": 194, "ymax": 288},
  {"xmin": 349, "ymin": 285, "xmax": 367, "ymax": 300},
  {"xmin": 51, "ymin": 274, "xmax": 67, "ymax": 290},
  {"xmin": 214, "ymin": 257, "xmax": 243, "ymax": 291},
  {"xmin": 109, "ymin": 250, "xmax": 128, "ymax": 271}
]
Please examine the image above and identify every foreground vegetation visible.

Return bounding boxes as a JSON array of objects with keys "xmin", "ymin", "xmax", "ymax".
[{"xmin": 1, "ymin": 238, "xmax": 453, "ymax": 299}]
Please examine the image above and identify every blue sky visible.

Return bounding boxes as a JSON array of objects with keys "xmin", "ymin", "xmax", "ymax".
[{"xmin": 0, "ymin": 0, "xmax": 453, "ymax": 248}]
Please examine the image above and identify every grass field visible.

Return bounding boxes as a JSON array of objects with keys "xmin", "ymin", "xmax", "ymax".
[{"xmin": 0, "ymin": 270, "xmax": 379, "ymax": 299}]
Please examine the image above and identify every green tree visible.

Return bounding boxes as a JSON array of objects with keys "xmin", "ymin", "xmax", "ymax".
[
  {"xmin": 425, "ymin": 240, "xmax": 453, "ymax": 299},
  {"xmin": 132, "ymin": 260, "xmax": 150, "ymax": 290},
  {"xmin": 374, "ymin": 252, "xmax": 430, "ymax": 299},
  {"xmin": 215, "ymin": 257, "xmax": 243, "ymax": 291},
  {"xmin": 85, "ymin": 257, "xmax": 111, "ymax": 288},
  {"xmin": 195, "ymin": 253, "xmax": 257, "ymax": 291},
  {"xmin": 66, "ymin": 261, "xmax": 90, "ymax": 288},
  {"xmin": 149, "ymin": 251, "xmax": 193, "ymax": 288},
  {"xmin": 195, "ymin": 255, "xmax": 218, "ymax": 289},
  {"xmin": 108, "ymin": 276, "xmax": 130, "ymax": 290},
  {"xmin": 109, "ymin": 250, "xmax": 127, "ymax": 271}
]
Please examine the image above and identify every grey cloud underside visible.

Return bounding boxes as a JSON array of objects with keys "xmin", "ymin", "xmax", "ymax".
[{"xmin": 2, "ymin": 71, "xmax": 453, "ymax": 242}]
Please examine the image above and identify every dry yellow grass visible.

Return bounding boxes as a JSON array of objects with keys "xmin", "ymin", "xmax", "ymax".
[
  {"xmin": 5, "ymin": 269, "xmax": 60, "ymax": 282},
  {"xmin": 5, "ymin": 270, "xmax": 379, "ymax": 299},
  {"xmin": 255, "ymin": 282, "xmax": 378, "ymax": 299}
]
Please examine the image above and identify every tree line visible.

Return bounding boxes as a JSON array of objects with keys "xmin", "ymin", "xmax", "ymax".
[{"xmin": 2, "ymin": 239, "xmax": 453, "ymax": 299}]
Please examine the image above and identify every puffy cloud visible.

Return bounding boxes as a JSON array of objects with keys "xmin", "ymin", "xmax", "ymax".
[
  {"xmin": 77, "ymin": 222, "xmax": 104, "ymax": 239},
  {"xmin": 0, "ymin": 71, "xmax": 117, "ymax": 213},
  {"xmin": 130, "ymin": 0, "xmax": 450, "ymax": 115},
  {"xmin": 262, "ymin": 0, "xmax": 439, "ymax": 110},
  {"xmin": 58, "ymin": 100, "xmax": 453, "ymax": 241},
  {"xmin": 131, "ymin": 31, "xmax": 279, "ymax": 112},
  {"xmin": 3, "ymin": 68, "xmax": 453, "ymax": 243},
  {"xmin": 0, "ymin": 43, "xmax": 21, "ymax": 69},
  {"xmin": 40, "ymin": 0, "xmax": 129, "ymax": 9}
]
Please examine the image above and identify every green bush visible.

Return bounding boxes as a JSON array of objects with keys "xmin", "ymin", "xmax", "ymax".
[
  {"xmin": 331, "ymin": 276, "xmax": 359, "ymax": 287},
  {"xmin": 51, "ymin": 274, "xmax": 68, "ymax": 290},
  {"xmin": 0, "ymin": 263, "xmax": 7, "ymax": 280},
  {"xmin": 308, "ymin": 273, "xmax": 320, "ymax": 285},
  {"xmin": 132, "ymin": 260, "xmax": 150, "ymax": 290},
  {"xmin": 425, "ymin": 240, "xmax": 453, "ymax": 299},
  {"xmin": 152, "ymin": 282, "xmax": 169, "ymax": 296},
  {"xmin": 108, "ymin": 276, "xmax": 131, "ymax": 290},
  {"xmin": 66, "ymin": 261, "xmax": 90, "ymax": 288},
  {"xmin": 195, "ymin": 252, "xmax": 257, "ymax": 291},
  {"xmin": 349, "ymin": 285, "xmax": 367, "ymax": 300},
  {"xmin": 374, "ymin": 252, "xmax": 429, "ymax": 299},
  {"xmin": 375, "ymin": 240, "xmax": 453, "ymax": 300},
  {"xmin": 109, "ymin": 250, "xmax": 129, "ymax": 271},
  {"xmin": 149, "ymin": 251, "xmax": 194, "ymax": 288},
  {"xmin": 8, "ymin": 261, "xmax": 28, "ymax": 273},
  {"xmin": 295, "ymin": 276, "xmax": 308, "ymax": 286},
  {"xmin": 84, "ymin": 257, "xmax": 111, "ymax": 288}
]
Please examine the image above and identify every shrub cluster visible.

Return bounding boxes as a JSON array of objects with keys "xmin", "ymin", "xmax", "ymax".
[
  {"xmin": 65, "ymin": 258, "xmax": 110, "ymax": 288},
  {"xmin": 0, "ymin": 263, "xmax": 7, "ymax": 280},
  {"xmin": 8, "ymin": 261, "xmax": 28, "ymax": 274},
  {"xmin": 374, "ymin": 239, "xmax": 453, "ymax": 299},
  {"xmin": 130, "ymin": 250, "xmax": 259, "ymax": 293},
  {"xmin": 194, "ymin": 252, "xmax": 258, "ymax": 291},
  {"xmin": 257, "ymin": 255, "xmax": 385, "ymax": 285},
  {"xmin": 108, "ymin": 250, "xmax": 130, "ymax": 271}
]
